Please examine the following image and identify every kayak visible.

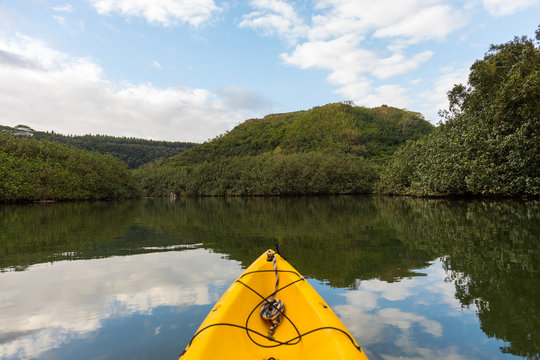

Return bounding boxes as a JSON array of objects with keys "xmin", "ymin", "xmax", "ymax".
[{"xmin": 179, "ymin": 249, "xmax": 369, "ymax": 359}]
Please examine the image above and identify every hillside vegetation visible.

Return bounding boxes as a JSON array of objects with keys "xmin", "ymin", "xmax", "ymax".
[
  {"xmin": 0, "ymin": 132, "xmax": 141, "ymax": 201},
  {"xmin": 377, "ymin": 31, "xmax": 540, "ymax": 197},
  {"xmin": 136, "ymin": 104, "xmax": 433, "ymax": 196},
  {"xmin": 1, "ymin": 125, "xmax": 196, "ymax": 169},
  {"xmin": 170, "ymin": 103, "xmax": 433, "ymax": 165}
]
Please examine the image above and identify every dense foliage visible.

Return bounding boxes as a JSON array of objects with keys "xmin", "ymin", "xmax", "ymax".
[
  {"xmin": 170, "ymin": 103, "xmax": 433, "ymax": 165},
  {"xmin": 1, "ymin": 125, "xmax": 196, "ymax": 169},
  {"xmin": 136, "ymin": 151, "xmax": 377, "ymax": 196},
  {"xmin": 378, "ymin": 31, "xmax": 540, "ymax": 197},
  {"xmin": 0, "ymin": 132, "xmax": 141, "ymax": 201},
  {"xmin": 136, "ymin": 103, "xmax": 432, "ymax": 196}
]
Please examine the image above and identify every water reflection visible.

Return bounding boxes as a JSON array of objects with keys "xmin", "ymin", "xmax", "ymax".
[
  {"xmin": 0, "ymin": 197, "xmax": 435, "ymax": 284},
  {"xmin": 381, "ymin": 198, "xmax": 540, "ymax": 359},
  {"xmin": 0, "ymin": 197, "xmax": 538, "ymax": 359},
  {"xmin": 333, "ymin": 260, "xmax": 513, "ymax": 360},
  {"xmin": 0, "ymin": 249, "xmax": 241, "ymax": 359}
]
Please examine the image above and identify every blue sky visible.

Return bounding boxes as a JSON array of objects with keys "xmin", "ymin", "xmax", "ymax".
[{"xmin": 0, "ymin": 0, "xmax": 538, "ymax": 142}]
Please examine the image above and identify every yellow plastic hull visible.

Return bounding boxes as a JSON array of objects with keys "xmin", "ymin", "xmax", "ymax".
[{"xmin": 180, "ymin": 250, "xmax": 369, "ymax": 359}]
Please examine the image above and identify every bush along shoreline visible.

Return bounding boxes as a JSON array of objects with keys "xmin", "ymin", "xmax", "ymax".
[
  {"xmin": 376, "ymin": 30, "xmax": 539, "ymax": 199},
  {"xmin": 135, "ymin": 152, "xmax": 378, "ymax": 197}
]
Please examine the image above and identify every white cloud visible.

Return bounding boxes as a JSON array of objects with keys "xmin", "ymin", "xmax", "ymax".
[
  {"xmin": 418, "ymin": 67, "xmax": 469, "ymax": 121},
  {"xmin": 482, "ymin": 0, "xmax": 540, "ymax": 17},
  {"xmin": 239, "ymin": 0, "xmax": 308, "ymax": 43},
  {"xmin": 336, "ymin": 80, "xmax": 372, "ymax": 101},
  {"xmin": 52, "ymin": 4, "xmax": 75, "ymax": 12},
  {"xmin": 372, "ymin": 51, "xmax": 433, "ymax": 79},
  {"xmin": 372, "ymin": 4, "xmax": 468, "ymax": 43},
  {"xmin": 51, "ymin": 4, "xmax": 85, "ymax": 35},
  {"xmin": 281, "ymin": 35, "xmax": 374, "ymax": 80},
  {"xmin": 311, "ymin": 0, "xmax": 468, "ymax": 43},
  {"xmin": 0, "ymin": 32, "xmax": 268, "ymax": 142},
  {"xmin": 0, "ymin": 249, "xmax": 241, "ymax": 359},
  {"xmin": 89, "ymin": 0, "xmax": 222, "ymax": 27},
  {"xmin": 151, "ymin": 59, "xmax": 162, "ymax": 68},
  {"xmin": 242, "ymin": 0, "xmax": 468, "ymax": 109},
  {"xmin": 281, "ymin": 34, "xmax": 425, "ymax": 108},
  {"xmin": 53, "ymin": 15, "xmax": 67, "ymax": 27}
]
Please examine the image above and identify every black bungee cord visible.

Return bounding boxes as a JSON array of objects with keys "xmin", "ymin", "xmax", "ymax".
[{"xmin": 180, "ymin": 260, "xmax": 362, "ymax": 357}]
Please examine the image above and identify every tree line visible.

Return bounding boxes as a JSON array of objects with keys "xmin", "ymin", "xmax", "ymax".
[
  {"xmin": 135, "ymin": 151, "xmax": 378, "ymax": 197},
  {"xmin": 32, "ymin": 131, "xmax": 197, "ymax": 169},
  {"xmin": 377, "ymin": 30, "xmax": 539, "ymax": 198}
]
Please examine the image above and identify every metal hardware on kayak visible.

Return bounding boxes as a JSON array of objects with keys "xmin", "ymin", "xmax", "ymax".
[{"xmin": 260, "ymin": 251, "xmax": 285, "ymax": 339}]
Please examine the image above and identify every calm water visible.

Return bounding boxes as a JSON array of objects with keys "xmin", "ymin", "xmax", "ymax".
[{"xmin": 0, "ymin": 196, "xmax": 538, "ymax": 360}]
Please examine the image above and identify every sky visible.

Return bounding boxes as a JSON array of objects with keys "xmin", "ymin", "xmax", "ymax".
[{"xmin": 0, "ymin": 0, "xmax": 538, "ymax": 142}]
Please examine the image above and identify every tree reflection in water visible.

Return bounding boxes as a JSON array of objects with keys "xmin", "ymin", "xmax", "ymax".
[{"xmin": 0, "ymin": 197, "xmax": 537, "ymax": 358}]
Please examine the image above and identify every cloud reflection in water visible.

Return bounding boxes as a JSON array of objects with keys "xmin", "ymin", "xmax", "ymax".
[
  {"xmin": 0, "ymin": 249, "xmax": 241, "ymax": 359},
  {"xmin": 334, "ymin": 259, "xmax": 502, "ymax": 360}
]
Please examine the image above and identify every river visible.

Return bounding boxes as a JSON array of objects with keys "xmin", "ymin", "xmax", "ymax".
[{"xmin": 0, "ymin": 196, "xmax": 538, "ymax": 359}]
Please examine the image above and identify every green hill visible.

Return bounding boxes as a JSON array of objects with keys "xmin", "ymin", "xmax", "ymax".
[
  {"xmin": 0, "ymin": 132, "xmax": 141, "ymax": 201},
  {"xmin": 136, "ymin": 103, "xmax": 433, "ymax": 196},
  {"xmin": 1, "ymin": 125, "xmax": 197, "ymax": 169},
  {"xmin": 170, "ymin": 103, "xmax": 433, "ymax": 165}
]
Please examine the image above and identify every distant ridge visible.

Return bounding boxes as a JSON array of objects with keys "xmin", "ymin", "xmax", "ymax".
[{"xmin": 0, "ymin": 124, "xmax": 197, "ymax": 169}]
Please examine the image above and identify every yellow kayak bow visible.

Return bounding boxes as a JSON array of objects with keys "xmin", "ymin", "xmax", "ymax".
[{"xmin": 179, "ymin": 249, "xmax": 369, "ymax": 360}]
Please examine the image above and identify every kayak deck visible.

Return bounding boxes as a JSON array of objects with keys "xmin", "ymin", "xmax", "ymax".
[{"xmin": 180, "ymin": 250, "xmax": 369, "ymax": 359}]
